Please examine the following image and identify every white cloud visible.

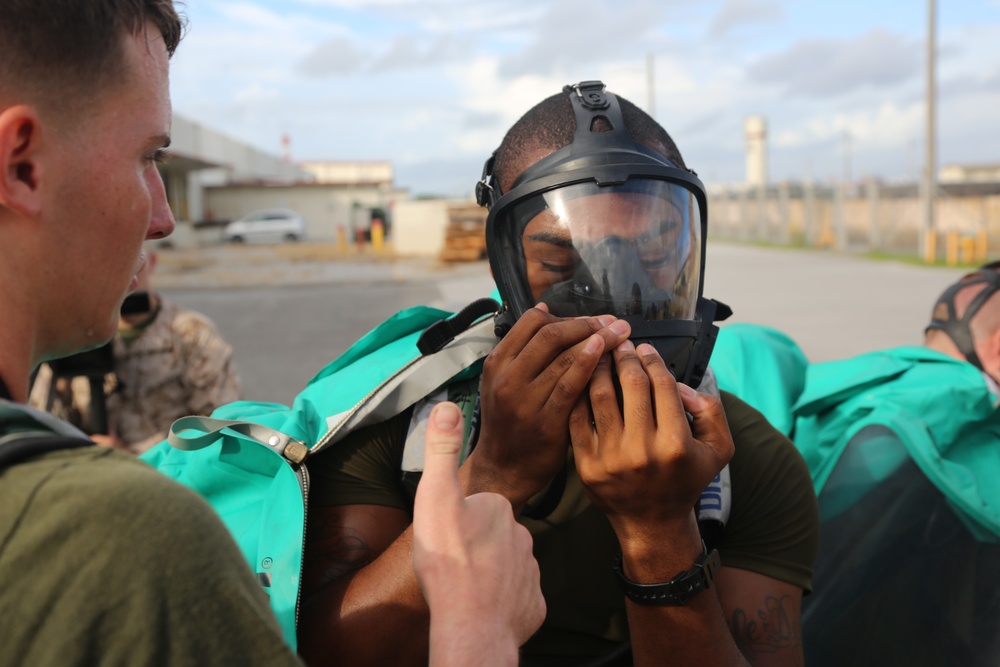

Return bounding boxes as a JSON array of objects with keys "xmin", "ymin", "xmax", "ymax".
[
  {"xmin": 773, "ymin": 102, "xmax": 922, "ymax": 149},
  {"xmin": 164, "ymin": 0, "xmax": 1000, "ymax": 195},
  {"xmin": 747, "ymin": 29, "xmax": 921, "ymax": 97},
  {"xmin": 709, "ymin": 0, "xmax": 785, "ymax": 37}
]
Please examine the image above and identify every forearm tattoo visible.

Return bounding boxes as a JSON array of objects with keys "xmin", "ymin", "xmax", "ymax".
[
  {"xmin": 303, "ymin": 510, "xmax": 374, "ymax": 595},
  {"xmin": 727, "ymin": 594, "xmax": 800, "ymax": 662}
]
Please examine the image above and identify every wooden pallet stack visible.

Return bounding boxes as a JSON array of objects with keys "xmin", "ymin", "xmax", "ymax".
[{"xmin": 439, "ymin": 203, "xmax": 489, "ymax": 262}]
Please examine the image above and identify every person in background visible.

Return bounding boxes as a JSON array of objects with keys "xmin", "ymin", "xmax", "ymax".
[
  {"xmin": 712, "ymin": 262, "xmax": 1000, "ymax": 666},
  {"xmin": 30, "ymin": 248, "xmax": 242, "ymax": 454}
]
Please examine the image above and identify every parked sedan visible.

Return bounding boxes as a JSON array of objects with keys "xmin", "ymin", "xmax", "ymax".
[{"xmin": 222, "ymin": 209, "xmax": 306, "ymax": 244}]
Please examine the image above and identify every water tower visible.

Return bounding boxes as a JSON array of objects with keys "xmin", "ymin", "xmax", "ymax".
[{"xmin": 744, "ymin": 116, "xmax": 768, "ymax": 187}]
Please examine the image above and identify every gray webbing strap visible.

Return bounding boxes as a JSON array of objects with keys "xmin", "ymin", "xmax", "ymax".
[
  {"xmin": 165, "ymin": 313, "xmax": 500, "ymax": 462},
  {"xmin": 168, "ymin": 416, "xmax": 309, "ymax": 464},
  {"xmin": 314, "ymin": 315, "xmax": 499, "ymax": 452}
]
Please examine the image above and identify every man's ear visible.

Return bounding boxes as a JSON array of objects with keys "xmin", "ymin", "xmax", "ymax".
[{"xmin": 0, "ymin": 105, "xmax": 45, "ymax": 218}]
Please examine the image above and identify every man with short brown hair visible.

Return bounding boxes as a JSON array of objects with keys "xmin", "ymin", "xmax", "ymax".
[{"xmin": 0, "ymin": 3, "xmax": 304, "ymax": 664}]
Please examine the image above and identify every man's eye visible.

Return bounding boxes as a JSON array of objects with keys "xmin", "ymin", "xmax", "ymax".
[
  {"xmin": 641, "ymin": 255, "xmax": 671, "ymax": 269},
  {"xmin": 541, "ymin": 262, "xmax": 574, "ymax": 274},
  {"xmin": 148, "ymin": 148, "xmax": 169, "ymax": 164}
]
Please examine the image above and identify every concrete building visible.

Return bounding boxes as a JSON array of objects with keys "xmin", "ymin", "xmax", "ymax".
[
  {"xmin": 159, "ymin": 117, "xmax": 409, "ymax": 245},
  {"xmin": 299, "ymin": 160, "xmax": 394, "ymax": 186},
  {"xmin": 940, "ymin": 163, "xmax": 1000, "ymax": 184},
  {"xmin": 158, "ymin": 113, "xmax": 311, "ymax": 246},
  {"xmin": 204, "ymin": 159, "xmax": 408, "ymax": 242},
  {"xmin": 203, "ymin": 180, "xmax": 407, "ymax": 242}
]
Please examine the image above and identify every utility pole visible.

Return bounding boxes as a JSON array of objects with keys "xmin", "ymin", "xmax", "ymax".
[
  {"xmin": 646, "ymin": 52, "xmax": 655, "ymax": 120},
  {"xmin": 920, "ymin": 0, "xmax": 937, "ymax": 263},
  {"xmin": 842, "ymin": 130, "xmax": 852, "ymax": 190}
]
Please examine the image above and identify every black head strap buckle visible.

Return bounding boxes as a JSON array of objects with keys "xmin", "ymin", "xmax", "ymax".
[
  {"xmin": 475, "ymin": 151, "xmax": 498, "ymax": 208},
  {"xmin": 564, "ymin": 81, "xmax": 610, "ymax": 110}
]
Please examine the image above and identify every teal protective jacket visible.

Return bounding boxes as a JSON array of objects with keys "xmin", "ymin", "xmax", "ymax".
[{"xmin": 712, "ymin": 323, "xmax": 1000, "ymax": 542}]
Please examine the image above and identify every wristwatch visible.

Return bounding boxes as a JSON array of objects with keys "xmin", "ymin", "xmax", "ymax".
[{"xmin": 613, "ymin": 542, "xmax": 721, "ymax": 606}]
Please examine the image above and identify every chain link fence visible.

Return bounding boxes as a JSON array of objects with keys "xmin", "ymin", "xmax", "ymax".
[{"xmin": 707, "ymin": 181, "xmax": 1000, "ymax": 264}]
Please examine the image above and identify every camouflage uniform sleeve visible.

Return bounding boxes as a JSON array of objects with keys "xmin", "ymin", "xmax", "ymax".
[{"xmin": 173, "ymin": 309, "xmax": 243, "ymax": 418}]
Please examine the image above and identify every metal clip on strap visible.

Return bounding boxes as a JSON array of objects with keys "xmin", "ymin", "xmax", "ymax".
[{"xmin": 168, "ymin": 416, "xmax": 309, "ymax": 464}]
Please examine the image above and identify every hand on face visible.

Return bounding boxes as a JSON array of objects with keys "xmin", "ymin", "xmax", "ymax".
[
  {"xmin": 413, "ymin": 402, "xmax": 545, "ymax": 661},
  {"xmin": 568, "ymin": 342, "xmax": 734, "ymax": 553},
  {"xmin": 468, "ymin": 304, "xmax": 631, "ymax": 511}
]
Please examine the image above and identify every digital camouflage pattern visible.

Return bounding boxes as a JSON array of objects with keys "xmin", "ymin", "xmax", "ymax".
[{"xmin": 30, "ymin": 297, "xmax": 241, "ymax": 454}]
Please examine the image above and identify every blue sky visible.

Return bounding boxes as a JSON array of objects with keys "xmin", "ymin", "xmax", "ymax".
[{"xmin": 169, "ymin": 0, "xmax": 1000, "ymax": 197}]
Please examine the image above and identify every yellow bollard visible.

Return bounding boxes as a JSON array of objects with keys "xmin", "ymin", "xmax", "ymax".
[
  {"xmin": 371, "ymin": 219, "xmax": 385, "ymax": 253},
  {"xmin": 336, "ymin": 225, "xmax": 347, "ymax": 253},
  {"xmin": 817, "ymin": 216, "xmax": 835, "ymax": 249},
  {"xmin": 976, "ymin": 229, "xmax": 989, "ymax": 263},
  {"xmin": 961, "ymin": 236, "xmax": 975, "ymax": 265},
  {"xmin": 945, "ymin": 231, "xmax": 959, "ymax": 266},
  {"xmin": 923, "ymin": 230, "xmax": 937, "ymax": 264}
]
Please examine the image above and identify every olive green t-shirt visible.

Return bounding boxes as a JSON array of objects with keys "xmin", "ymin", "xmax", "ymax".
[
  {"xmin": 309, "ymin": 389, "xmax": 818, "ymax": 663},
  {"xmin": 0, "ymin": 440, "xmax": 303, "ymax": 667}
]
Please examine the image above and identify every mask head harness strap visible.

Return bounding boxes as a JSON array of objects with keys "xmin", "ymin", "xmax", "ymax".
[
  {"xmin": 475, "ymin": 81, "xmax": 675, "ymax": 210},
  {"xmin": 925, "ymin": 264, "xmax": 1000, "ymax": 371}
]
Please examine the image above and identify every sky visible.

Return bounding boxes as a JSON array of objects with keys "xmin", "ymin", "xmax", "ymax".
[{"xmin": 169, "ymin": 0, "xmax": 1000, "ymax": 197}]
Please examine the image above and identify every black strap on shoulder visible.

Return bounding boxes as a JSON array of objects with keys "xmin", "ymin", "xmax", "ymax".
[
  {"xmin": 926, "ymin": 268, "xmax": 1000, "ymax": 371},
  {"xmin": 416, "ymin": 298, "xmax": 501, "ymax": 356},
  {"xmin": 0, "ymin": 375, "xmax": 94, "ymax": 469},
  {"xmin": 0, "ymin": 433, "xmax": 93, "ymax": 470}
]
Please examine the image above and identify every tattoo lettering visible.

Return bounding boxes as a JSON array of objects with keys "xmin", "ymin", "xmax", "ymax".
[{"xmin": 728, "ymin": 594, "xmax": 800, "ymax": 662}]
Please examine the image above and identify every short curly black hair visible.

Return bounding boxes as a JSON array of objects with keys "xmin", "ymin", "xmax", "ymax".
[{"xmin": 491, "ymin": 87, "xmax": 686, "ymax": 195}]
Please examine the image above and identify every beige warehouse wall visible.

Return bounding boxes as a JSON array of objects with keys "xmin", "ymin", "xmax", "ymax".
[{"xmin": 392, "ymin": 199, "xmax": 452, "ymax": 257}]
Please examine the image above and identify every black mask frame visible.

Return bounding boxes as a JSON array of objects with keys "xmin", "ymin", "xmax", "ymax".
[{"xmin": 476, "ymin": 81, "xmax": 730, "ymax": 386}]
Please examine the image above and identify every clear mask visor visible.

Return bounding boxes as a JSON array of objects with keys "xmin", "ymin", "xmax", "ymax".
[{"xmin": 513, "ymin": 180, "xmax": 702, "ymax": 321}]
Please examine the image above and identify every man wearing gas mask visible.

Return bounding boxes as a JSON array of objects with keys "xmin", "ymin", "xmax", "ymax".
[
  {"xmin": 30, "ymin": 249, "xmax": 242, "ymax": 454},
  {"xmin": 298, "ymin": 82, "xmax": 818, "ymax": 667}
]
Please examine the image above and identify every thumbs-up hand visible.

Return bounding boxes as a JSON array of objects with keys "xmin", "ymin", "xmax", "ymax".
[{"xmin": 413, "ymin": 401, "xmax": 546, "ymax": 666}]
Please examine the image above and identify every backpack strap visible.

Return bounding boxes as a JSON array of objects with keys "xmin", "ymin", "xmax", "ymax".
[
  {"xmin": 163, "ymin": 303, "xmax": 502, "ymax": 462},
  {"xmin": 167, "ymin": 417, "xmax": 310, "ymax": 464},
  {"xmin": 313, "ymin": 310, "xmax": 500, "ymax": 452},
  {"xmin": 0, "ymin": 431, "xmax": 93, "ymax": 469}
]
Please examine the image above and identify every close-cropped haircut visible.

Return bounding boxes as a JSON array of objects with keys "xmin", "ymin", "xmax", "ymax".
[
  {"xmin": 492, "ymin": 89, "xmax": 687, "ymax": 194},
  {"xmin": 0, "ymin": 0, "xmax": 185, "ymax": 111}
]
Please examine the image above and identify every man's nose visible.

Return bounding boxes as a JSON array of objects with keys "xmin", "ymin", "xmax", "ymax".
[{"xmin": 146, "ymin": 172, "xmax": 175, "ymax": 240}]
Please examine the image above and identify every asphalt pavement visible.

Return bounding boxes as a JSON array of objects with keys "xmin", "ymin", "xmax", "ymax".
[{"xmin": 157, "ymin": 243, "xmax": 969, "ymax": 405}]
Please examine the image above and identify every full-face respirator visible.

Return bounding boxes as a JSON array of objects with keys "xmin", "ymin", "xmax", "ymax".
[{"xmin": 476, "ymin": 80, "xmax": 730, "ymax": 386}]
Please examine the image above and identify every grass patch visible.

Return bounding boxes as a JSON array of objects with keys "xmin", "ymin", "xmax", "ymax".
[
  {"xmin": 860, "ymin": 250, "xmax": 981, "ymax": 270},
  {"xmin": 709, "ymin": 236, "xmax": 986, "ymax": 270}
]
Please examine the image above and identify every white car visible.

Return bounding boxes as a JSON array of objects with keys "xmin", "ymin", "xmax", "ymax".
[{"xmin": 222, "ymin": 209, "xmax": 306, "ymax": 244}]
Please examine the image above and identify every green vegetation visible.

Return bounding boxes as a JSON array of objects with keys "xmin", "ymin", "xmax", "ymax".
[{"xmin": 708, "ymin": 236, "xmax": 987, "ymax": 270}]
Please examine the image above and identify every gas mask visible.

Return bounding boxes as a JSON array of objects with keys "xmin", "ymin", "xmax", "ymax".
[{"xmin": 476, "ymin": 80, "xmax": 730, "ymax": 386}]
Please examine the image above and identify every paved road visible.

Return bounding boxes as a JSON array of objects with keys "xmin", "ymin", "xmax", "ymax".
[{"xmin": 160, "ymin": 243, "xmax": 969, "ymax": 405}]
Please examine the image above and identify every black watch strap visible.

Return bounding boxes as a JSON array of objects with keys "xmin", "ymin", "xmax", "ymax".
[{"xmin": 613, "ymin": 542, "xmax": 721, "ymax": 606}]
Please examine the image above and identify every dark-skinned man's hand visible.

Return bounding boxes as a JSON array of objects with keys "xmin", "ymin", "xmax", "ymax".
[{"xmin": 462, "ymin": 304, "xmax": 631, "ymax": 513}]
